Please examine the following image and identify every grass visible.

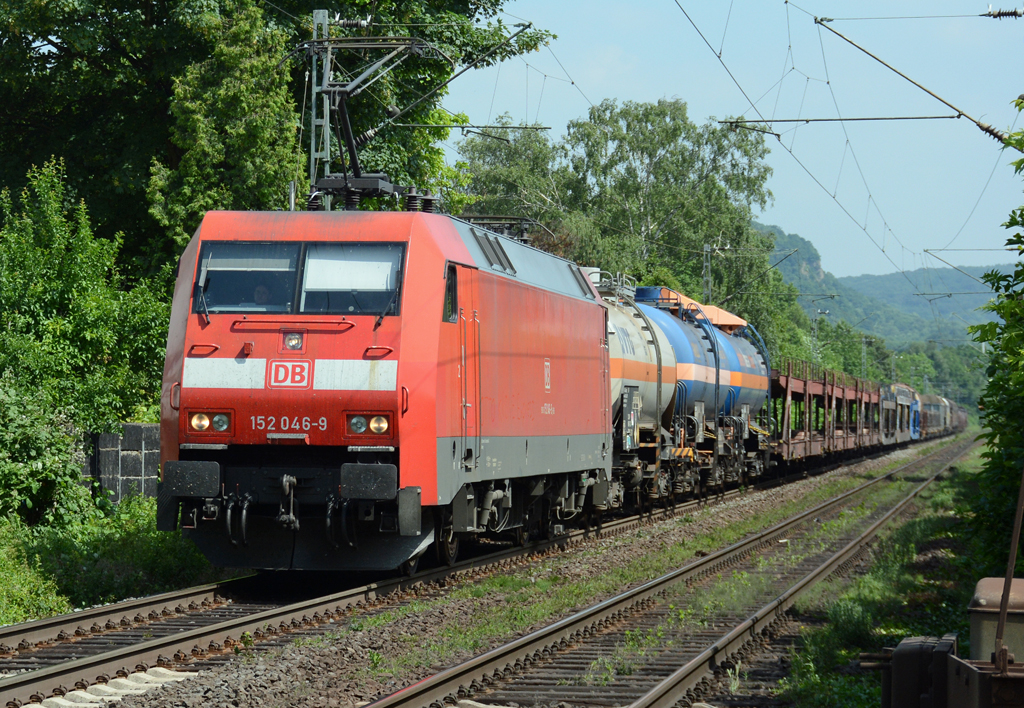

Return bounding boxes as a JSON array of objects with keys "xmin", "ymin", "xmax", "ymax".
[
  {"xmin": 780, "ymin": 442, "xmax": 987, "ymax": 708},
  {"xmin": 342, "ymin": 448, "xmax": 931, "ymax": 688},
  {"xmin": 0, "ymin": 492, "xmax": 230, "ymax": 623},
  {"xmin": 565, "ymin": 487, "xmax": 907, "ymax": 688},
  {"xmin": 0, "ymin": 522, "xmax": 72, "ymax": 625}
]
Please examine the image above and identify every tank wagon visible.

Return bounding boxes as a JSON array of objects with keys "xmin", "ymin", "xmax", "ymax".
[
  {"xmin": 156, "ymin": 211, "xmax": 968, "ymax": 572},
  {"xmin": 594, "ymin": 278, "xmax": 771, "ymax": 504}
]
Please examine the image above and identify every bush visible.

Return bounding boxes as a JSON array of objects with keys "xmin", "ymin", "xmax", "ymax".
[
  {"xmin": 24, "ymin": 495, "xmax": 218, "ymax": 607},
  {"xmin": 827, "ymin": 598, "xmax": 875, "ymax": 648},
  {"xmin": 0, "ymin": 158, "xmax": 169, "ymax": 523},
  {"xmin": 0, "ymin": 158, "xmax": 169, "ymax": 435},
  {"xmin": 0, "ymin": 374, "xmax": 85, "ymax": 524},
  {"xmin": 0, "ymin": 520, "xmax": 73, "ymax": 625},
  {"xmin": 968, "ymin": 100, "xmax": 1024, "ymax": 570},
  {"xmin": 0, "ymin": 158, "xmax": 220, "ymax": 617}
]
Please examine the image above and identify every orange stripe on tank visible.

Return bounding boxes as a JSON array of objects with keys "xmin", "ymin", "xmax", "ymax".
[
  {"xmin": 610, "ymin": 358, "xmax": 677, "ymax": 384},
  {"xmin": 676, "ymin": 362, "xmax": 735, "ymax": 385},
  {"xmin": 609, "ymin": 358, "xmax": 656, "ymax": 383},
  {"xmin": 614, "ymin": 358, "xmax": 768, "ymax": 389}
]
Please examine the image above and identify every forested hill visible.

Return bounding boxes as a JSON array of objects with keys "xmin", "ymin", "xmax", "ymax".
[
  {"xmin": 839, "ymin": 265, "xmax": 1009, "ymax": 323},
  {"xmin": 754, "ymin": 222, "xmax": 1007, "ymax": 346}
]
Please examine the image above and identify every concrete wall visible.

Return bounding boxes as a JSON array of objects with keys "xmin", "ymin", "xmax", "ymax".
[{"xmin": 85, "ymin": 423, "xmax": 160, "ymax": 501}]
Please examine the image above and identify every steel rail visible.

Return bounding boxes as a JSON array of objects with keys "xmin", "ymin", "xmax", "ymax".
[
  {"xmin": 629, "ymin": 443, "xmax": 971, "ymax": 708},
  {"xmin": 0, "ymin": 436, "xmax": 961, "ymax": 707},
  {"xmin": 0, "ymin": 477, "xmax": 747, "ymax": 706},
  {"xmin": 0, "ymin": 488, "xmax": 689, "ymax": 659},
  {"xmin": 363, "ymin": 438, "xmax": 970, "ymax": 708},
  {"xmin": 0, "ymin": 436, "xmax": 862, "ymax": 656},
  {"xmin": 0, "ymin": 582, "xmax": 240, "ymax": 653}
]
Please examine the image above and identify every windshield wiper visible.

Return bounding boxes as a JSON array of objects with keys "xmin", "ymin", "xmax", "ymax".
[
  {"xmin": 374, "ymin": 271, "xmax": 401, "ymax": 330},
  {"xmin": 196, "ymin": 253, "xmax": 212, "ymax": 325},
  {"xmin": 197, "ymin": 286, "xmax": 211, "ymax": 325}
]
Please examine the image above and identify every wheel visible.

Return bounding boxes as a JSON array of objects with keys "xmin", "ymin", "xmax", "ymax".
[
  {"xmin": 434, "ymin": 508, "xmax": 460, "ymax": 566},
  {"xmin": 513, "ymin": 525, "xmax": 528, "ymax": 547},
  {"xmin": 435, "ymin": 525, "xmax": 460, "ymax": 566},
  {"xmin": 400, "ymin": 554, "xmax": 421, "ymax": 577}
]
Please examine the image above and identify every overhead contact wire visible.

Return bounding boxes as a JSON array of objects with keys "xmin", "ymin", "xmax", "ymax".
[
  {"xmin": 814, "ymin": 18, "xmax": 1012, "ymax": 146},
  {"xmin": 547, "ymin": 45, "xmax": 594, "ymax": 108},
  {"xmin": 942, "ymin": 111, "xmax": 1023, "ymax": 249},
  {"xmin": 719, "ymin": 0, "xmax": 736, "ymax": 57}
]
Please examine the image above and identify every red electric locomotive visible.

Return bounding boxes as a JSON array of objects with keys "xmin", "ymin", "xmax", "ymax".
[{"xmin": 158, "ymin": 211, "xmax": 612, "ymax": 571}]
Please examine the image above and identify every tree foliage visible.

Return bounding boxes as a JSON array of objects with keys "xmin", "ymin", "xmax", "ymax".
[
  {"xmin": 560, "ymin": 99, "xmax": 771, "ymax": 279},
  {"xmin": 458, "ymin": 100, "xmax": 804, "ymax": 355},
  {"xmin": 0, "ymin": 375, "xmax": 84, "ymax": 524},
  {"xmin": 148, "ymin": 0, "xmax": 305, "ymax": 251},
  {"xmin": 0, "ymin": 0, "xmax": 224, "ymax": 273},
  {"xmin": 0, "ymin": 160, "xmax": 168, "ymax": 432},
  {"xmin": 0, "ymin": 160, "xmax": 167, "ymax": 521},
  {"xmin": 0, "ymin": 0, "xmax": 550, "ymax": 275},
  {"xmin": 967, "ymin": 99, "xmax": 1024, "ymax": 565}
]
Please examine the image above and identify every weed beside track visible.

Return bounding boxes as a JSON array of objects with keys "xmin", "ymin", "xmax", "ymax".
[
  {"xmin": 699, "ymin": 441, "xmax": 984, "ymax": 708},
  {"xmin": 0, "ymin": 495, "xmax": 231, "ymax": 625},
  {"xmin": 110, "ymin": 438, "xmax": 958, "ymax": 708}
]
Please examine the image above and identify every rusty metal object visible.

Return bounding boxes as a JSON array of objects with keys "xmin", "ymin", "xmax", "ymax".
[
  {"xmin": 773, "ymin": 357, "xmax": 884, "ymax": 462},
  {"xmin": 995, "ymin": 463, "xmax": 1024, "ymax": 675}
]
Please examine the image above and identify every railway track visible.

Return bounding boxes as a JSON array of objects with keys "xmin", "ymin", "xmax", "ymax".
[
  {"xmin": 0, "ymin": 437, "xmax": 919, "ymax": 663},
  {"xmin": 0, "ymin": 437, "xmax": 962, "ymax": 707},
  {"xmin": 367, "ymin": 436, "xmax": 973, "ymax": 708},
  {"xmin": 0, "ymin": 482, "xmax": 758, "ymax": 708}
]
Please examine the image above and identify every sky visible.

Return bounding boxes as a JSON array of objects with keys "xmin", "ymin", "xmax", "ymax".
[{"xmin": 441, "ymin": 0, "xmax": 1023, "ymax": 279}]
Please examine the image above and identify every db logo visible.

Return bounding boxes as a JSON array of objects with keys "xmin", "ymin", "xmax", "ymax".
[{"xmin": 267, "ymin": 360, "xmax": 312, "ymax": 388}]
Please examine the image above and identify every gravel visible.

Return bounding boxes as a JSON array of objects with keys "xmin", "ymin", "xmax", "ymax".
[{"xmin": 117, "ymin": 444, "xmax": 930, "ymax": 708}]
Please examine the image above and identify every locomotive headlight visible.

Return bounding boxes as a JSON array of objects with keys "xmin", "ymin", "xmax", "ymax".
[
  {"xmin": 284, "ymin": 332, "xmax": 303, "ymax": 350},
  {"xmin": 369, "ymin": 416, "xmax": 388, "ymax": 434},
  {"xmin": 212, "ymin": 413, "xmax": 230, "ymax": 432},
  {"xmin": 349, "ymin": 415, "xmax": 368, "ymax": 434},
  {"xmin": 190, "ymin": 413, "xmax": 210, "ymax": 431}
]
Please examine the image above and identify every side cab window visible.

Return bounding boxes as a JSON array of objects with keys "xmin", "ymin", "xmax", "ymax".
[{"xmin": 443, "ymin": 265, "xmax": 458, "ymax": 322}]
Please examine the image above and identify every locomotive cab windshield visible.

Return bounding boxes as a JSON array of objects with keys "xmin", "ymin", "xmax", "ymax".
[
  {"xmin": 192, "ymin": 241, "xmax": 405, "ymax": 316},
  {"xmin": 194, "ymin": 242, "xmax": 299, "ymax": 313}
]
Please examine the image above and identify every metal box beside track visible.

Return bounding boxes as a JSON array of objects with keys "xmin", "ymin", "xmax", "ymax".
[{"xmin": 970, "ymin": 578, "xmax": 1024, "ymax": 662}]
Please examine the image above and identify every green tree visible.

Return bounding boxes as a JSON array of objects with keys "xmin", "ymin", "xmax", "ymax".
[
  {"xmin": 0, "ymin": 0, "xmax": 550, "ymax": 276},
  {"xmin": 459, "ymin": 100, "xmax": 786, "ymax": 350},
  {"xmin": 925, "ymin": 343, "xmax": 985, "ymax": 407},
  {"xmin": 0, "ymin": 160, "xmax": 169, "ymax": 521},
  {"xmin": 458, "ymin": 117, "xmax": 569, "ymax": 218},
  {"xmin": 0, "ymin": 159, "xmax": 168, "ymax": 433},
  {"xmin": 147, "ymin": 0, "xmax": 304, "ymax": 250},
  {"xmin": 559, "ymin": 99, "xmax": 772, "ymax": 284},
  {"xmin": 0, "ymin": 0, "xmax": 227, "ymax": 273},
  {"xmin": 0, "ymin": 375, "xmax": 84, "ymax": 524},
  {"xmin": 967, "ymin": 99, "xmax": 1024, "ymax": 567}
]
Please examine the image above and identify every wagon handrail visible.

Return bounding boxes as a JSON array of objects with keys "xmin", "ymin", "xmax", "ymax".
[{"xmin": 683, "ymin": 302, "xmax": 720, "ymax": 471}]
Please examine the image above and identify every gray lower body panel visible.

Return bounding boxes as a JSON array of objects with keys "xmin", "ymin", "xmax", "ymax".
[{"xmin": 436, "ymin": 433, "xmax": 612, "ymax": 505}]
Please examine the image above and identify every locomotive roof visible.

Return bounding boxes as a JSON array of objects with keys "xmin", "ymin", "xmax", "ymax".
[
  {"xmin": 448, "ymin": 217, "xmax": 598, "ymax": 303},
  {"xmin": 194, "ymin": 210, "xmax": 599, "ymax": 304}
]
